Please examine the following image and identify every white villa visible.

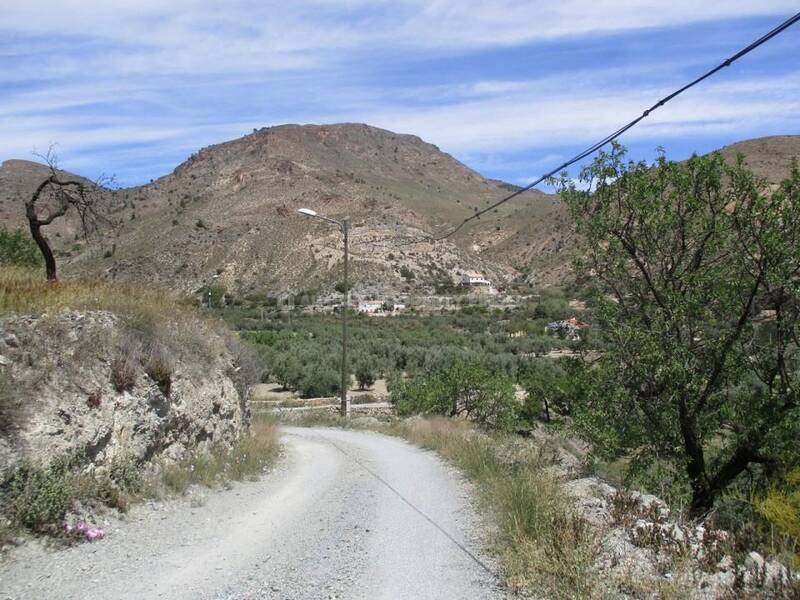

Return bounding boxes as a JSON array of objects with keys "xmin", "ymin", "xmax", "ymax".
[
  {"xmin": 357, "ymin": 300, "xmax": 384, "ymax": 314},
  {"xmin": 461, "ymin": 272, "xmax": 492, "ymax": 287},
  {"xmin": 356, "ymin": 300, "xmax": 407, "ymax": 316}
]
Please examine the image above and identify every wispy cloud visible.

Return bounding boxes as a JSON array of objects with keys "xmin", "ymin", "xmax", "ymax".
[{"xmin": 1, "ymin": 1, "xmax": 798, "ymax": 184}]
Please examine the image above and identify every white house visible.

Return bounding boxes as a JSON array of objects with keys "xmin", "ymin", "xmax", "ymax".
[
  {"xmin": 461, "ymin": 272, "xmax": 492, "ymax": 287},
  {"xmin": 357, "ymin": 300, "xmax": 384, "ymax": 314}
]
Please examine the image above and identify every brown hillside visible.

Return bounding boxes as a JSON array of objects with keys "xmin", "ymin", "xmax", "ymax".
[{"xmin": 1, "ymin": 129, "xmax": 797, "ymax": 296}]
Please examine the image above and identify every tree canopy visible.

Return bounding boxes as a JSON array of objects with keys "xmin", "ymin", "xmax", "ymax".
[{"xmin": 561, "ymin": 144, "xmax": 800, "ymax": 517}]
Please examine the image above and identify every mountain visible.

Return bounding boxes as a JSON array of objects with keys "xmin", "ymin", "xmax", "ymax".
[
  {"xmin": 1, "ymin": 124, "xmax": 561, "ymax": 296},
  {"xmin": 1, "ymin": 128, "xmax": 798, "ymax": 297},
  {"xmin": 716, "ymin": 136, "xmax": 799, "ymax": 183}
]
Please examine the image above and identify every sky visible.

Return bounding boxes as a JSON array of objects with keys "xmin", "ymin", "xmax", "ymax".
[{"xmin": 1, "ymin": 1, "xmax": 798, "ymax": 189}]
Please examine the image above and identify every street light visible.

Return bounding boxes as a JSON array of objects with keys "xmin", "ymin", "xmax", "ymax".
[{"xmin": 297, "ymin": 208, "xmax": 351, "ymax": 417}]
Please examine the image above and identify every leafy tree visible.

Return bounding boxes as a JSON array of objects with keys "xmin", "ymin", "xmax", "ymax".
[
  {"xmin": 392, "ymin": 358, "xmax": 518, "ymax": 430},
  {"xmin": 561, "ymin": 144, "xmax": 800, "ymax": 517},
  {"xmin": 0, "ymin": 227, "xmax": 42, "ymax": 268},
  {"xmin": 520, "ymin": 360, "xmax": 567, "ymax": 423},
  {"xmin": 297, "ymin": 365, "xmax": 340, "ymax": 398},
  {"xmin": 270, "ymin": 353, "xmax": 303, "ymax": 391},
  {"xmin": 354, "ymin": 355, "xmax": 377, "ymax": 390}
]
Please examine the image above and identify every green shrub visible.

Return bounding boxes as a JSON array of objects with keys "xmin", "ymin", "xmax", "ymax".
[
  {"xmin": 354, "ymin": 355, "xmax": 377, "ymax": 390},
  {"xmin": 6, "ymin": 454, "xmax": 84, "ymax": 533},
  {"xmin": 108, "ymin": 454, "xmax": 143, "ymax": 495},
  {"xmin": 0, "ymin": 227, "xmax": 41, "ymax": 268},
  {"xmin": 297, "ymin": 365, "xmax": 340, "ymax": 398},
  {"xmin": 392, "ymin": 358, "xmax": 518, "ymax": 430}
]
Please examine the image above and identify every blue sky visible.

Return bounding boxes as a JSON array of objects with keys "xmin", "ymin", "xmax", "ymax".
[{"xmin": 1, "ymin": 1, "xmax": 798, "ymax": 189}]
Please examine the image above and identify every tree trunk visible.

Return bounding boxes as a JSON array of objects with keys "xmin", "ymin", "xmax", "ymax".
[
  {"xmin": 679, "ymin": 399, "xmax": 713, "ymax": 518},
  {"xmin": 688, "ymin": 485, "xmax": 714, "ymax": 518},
  {"xmin": 28, "ymin": 221, "xmax": 57, "ymax": 281}
]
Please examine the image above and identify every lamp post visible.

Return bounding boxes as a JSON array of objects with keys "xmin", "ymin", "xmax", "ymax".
[{"xmin": 297, "ymin": 208, "xmax": 350, "ymax": 417}]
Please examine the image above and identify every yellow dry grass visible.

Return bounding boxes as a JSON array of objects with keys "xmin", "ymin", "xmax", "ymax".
[{"xmin": 0, "ymin": 267, "xmax": 184, "ymax": 320}]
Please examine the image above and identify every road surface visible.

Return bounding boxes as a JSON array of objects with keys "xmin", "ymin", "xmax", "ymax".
[{"xmin": 0, "ymin": 427, "xmax": 511, "ymax": 599}]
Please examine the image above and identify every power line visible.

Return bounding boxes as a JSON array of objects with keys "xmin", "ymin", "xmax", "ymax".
[{"xmin": 402, "ymin": 10, "xmax": 800, "ymax": 244}]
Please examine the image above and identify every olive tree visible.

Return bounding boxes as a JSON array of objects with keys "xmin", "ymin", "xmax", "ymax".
[
  {"xmin": 562, "ymin": 144, "xmax": 800, "ymax": 517},
  {"xmin": 391, "ymin": 358, "xmax": 518, "ymax": 430}
]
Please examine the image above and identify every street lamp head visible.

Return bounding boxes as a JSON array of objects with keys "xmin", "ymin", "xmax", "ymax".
[{"xmin": 297, "ymin": 208, "xmax": 317, "ymax": 217}]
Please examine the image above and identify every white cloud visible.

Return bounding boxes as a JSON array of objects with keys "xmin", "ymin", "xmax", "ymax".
[
  {"xmin": 347, "ymin": 74, "xmax": 800, "ymax": 154},
  {"xmin": 1, "ymin": 1, "xmax": 798, "ymax": 182},
  {"xmin": 1, "ymin": 1, "xmax": 796, "ymax": 78}
]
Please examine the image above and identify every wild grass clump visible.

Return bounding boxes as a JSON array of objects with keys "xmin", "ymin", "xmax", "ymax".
[
  {"xmin": 146, "ymin": 415, "xmax": 281, "ymax": 497},
  {"xmin": 142, "ymin": 344, "xmax": 173, "ymax": 396},
  {"xmin": 110, "ymin": 351, "xmax": 137, "ymax": 392}
]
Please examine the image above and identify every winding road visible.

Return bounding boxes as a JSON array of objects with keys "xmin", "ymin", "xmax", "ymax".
[{"xmin": 0, "ymin": 427, "xmax": 512, "ymax": 599}]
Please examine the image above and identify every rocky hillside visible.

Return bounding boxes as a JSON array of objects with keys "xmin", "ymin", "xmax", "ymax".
[
  {"xmin": 1, "ymin": 128, "xmax": 798, "ymax": 296},
  {"xmin": 0, "ymin": 124, "xmax": 559, "ymax": 295},
  {"xmin": 0, "ymin": 271, "xmax": 252, "ymax": 480}
]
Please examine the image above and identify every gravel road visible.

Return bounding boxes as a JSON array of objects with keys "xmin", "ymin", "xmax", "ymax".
[{"xmin": 0, "ymin": 427, "xmax": 512, "ymax": 599}]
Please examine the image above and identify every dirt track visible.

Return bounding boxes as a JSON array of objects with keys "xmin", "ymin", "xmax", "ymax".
[{"xmin": 0, "ymin": 427, "xmax": 511, "ymax": 599}]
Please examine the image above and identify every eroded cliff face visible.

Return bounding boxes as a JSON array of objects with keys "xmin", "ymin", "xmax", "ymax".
[{"xmin": 0, "ymin": 310, "xmax": 249, "ymax": 476}]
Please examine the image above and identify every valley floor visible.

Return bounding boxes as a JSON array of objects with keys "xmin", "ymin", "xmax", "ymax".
[{"xmin": 0, "ymin": 427, "xmax": 511, "ymax": 600}]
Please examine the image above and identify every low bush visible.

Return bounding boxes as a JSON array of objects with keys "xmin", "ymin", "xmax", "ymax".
[
  {"xmin": 0, "ymin": 227, "xmax": 41, "ymax": 268},
  {"xmin": 392, "ymin": 358, "xmax": 518, "ymax": 430},
  {"xmin": 107, "ymin": 454, "xmax": 143, "ymax": 495},
  {"xmin": 5, "ymin": 453, "xmax": 86, "ymax": 533}
]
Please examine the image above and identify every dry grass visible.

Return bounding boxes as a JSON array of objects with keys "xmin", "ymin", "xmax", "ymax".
[
  {"xmin": 0, "ymin": 267, "xmax": 184, "ymax": 319},
  {"xmin": 392, "ymin": 417, "xmax": 597, "ymax": 598},
  {"xmin": 148, "ymin": 415, "xmax": 281, "ymax": 497},
  {"xmin": 0, "ymin": 267, "xmax": 230, "ymax": 376}
]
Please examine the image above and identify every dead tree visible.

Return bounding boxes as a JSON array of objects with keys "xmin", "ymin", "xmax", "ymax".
[{"xmin": 25, "ymin": 149, "xmax": 114, "ymax": 281}]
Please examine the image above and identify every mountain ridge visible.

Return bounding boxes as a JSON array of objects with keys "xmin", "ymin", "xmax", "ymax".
[{"xmin": 1, "ymin": 126, "xmax": 797, "ymax": 297}]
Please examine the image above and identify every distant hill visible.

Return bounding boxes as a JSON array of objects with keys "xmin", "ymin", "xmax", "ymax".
[
  {"xmin": 716, "ymin": 135, "xmax": 800, "ymax": 183},
  {"xmin": 1, "ymin": 128, "xmax": 797, "ymax": 296}
]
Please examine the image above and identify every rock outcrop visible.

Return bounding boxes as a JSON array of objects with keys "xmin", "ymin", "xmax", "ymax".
[{"xmin": 0, "ymin": 310, "xmax": 249, "ymax": 477}]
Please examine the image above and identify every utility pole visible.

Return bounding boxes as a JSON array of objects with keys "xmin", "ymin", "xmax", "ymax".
[{"xmin": 340, "ymin": 218, "xmax": 350, "ymax": 417}]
